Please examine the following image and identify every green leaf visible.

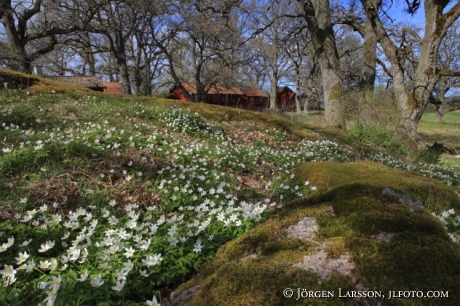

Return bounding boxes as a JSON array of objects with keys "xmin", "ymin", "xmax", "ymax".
[{"xmin": 67, "ymin": 269, "xmax": 77, "ymax": 281}]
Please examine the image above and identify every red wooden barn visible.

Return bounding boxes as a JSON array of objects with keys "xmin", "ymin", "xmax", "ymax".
[
  {"xmin": 167, "ymin": 82, "xmax": 269, "ymax": 110},
  {"xmin": 276, "ymin": 86, "xmax": 296, "ymax": 110},
  {"xmin": 103, "ymin": 82, "xmax": 124, "ymax": 95}
]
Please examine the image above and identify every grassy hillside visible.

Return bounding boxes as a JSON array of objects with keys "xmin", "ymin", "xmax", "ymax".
[{"xmin": 0, "ymin": 70, "xmax": 460, "ymax": 305}]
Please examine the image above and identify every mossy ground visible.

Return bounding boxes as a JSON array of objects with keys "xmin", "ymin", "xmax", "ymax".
[
  {"xmin": 175, "ymin": 161, "xmax": 460, "ymax": 306},
  {"xmin": 0, "ymin": 69, "xmax": 101, "ymax": 95},
  {"xmin": 293, "ymin": 160, "xmax": 460, "ymax": 213}
]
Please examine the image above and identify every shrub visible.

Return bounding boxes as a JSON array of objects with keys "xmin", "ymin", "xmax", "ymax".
[
  {"xmin": 347, "ymin": 124, "xmax": 407, "ymax": 155},
  {"xmin": 343, "ymin": 86, "xmax": 398, "ymax": 129},
  {"xmin": 415, "ymin": 148, "xmax": 442, "ymax": 164}
]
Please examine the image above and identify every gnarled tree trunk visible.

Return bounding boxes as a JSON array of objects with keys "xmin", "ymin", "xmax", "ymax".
[
  {"xmin": 269, "ymin": 77, "xmax": 278, "ymax": 110},
  {"xmin": 114, "ymin": 30, "xmax": 132, "ymax": 95},
  {"xmin": 300, "ymin": 0, "xmax": 346, "ymax": 129},
  {"xmin": 294, "ymin": 63, "xmax": 302, "ymax": 113},
  {"xmin": 360, "ymin": 0, "xmax": 460, "ymax": 147},
  {"xmin": 358, "ymin": 21, "xmax": 377, "ymax": 126}
]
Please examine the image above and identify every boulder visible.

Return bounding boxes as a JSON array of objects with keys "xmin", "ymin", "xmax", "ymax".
[{"xmin": 170, "ymin": 161, "xmax": 460, "ymax": 306}]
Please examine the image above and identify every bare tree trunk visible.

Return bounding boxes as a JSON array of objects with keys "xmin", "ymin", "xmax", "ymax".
[
  {"xmin": 113, "ymin": 30, "xmax": 131, "ymax": 95},
  {"xmin": 318, "ymin": 51, "xmax": 344, "ymax": 128},
  {"xmin": 142, "ymin": 68, "xmax": 152, "ymax": 96},
  {"xmin": 119, "ymin": 61, "xmax": 131, "ymax": 95},
  {"xmin": 195, "ymin": 62, "xmax": 206, "ymax": 102},
  {"xmin": 76, "ymin": 33, "xmax": 97, "ymax": 76},
  {"xmin": 107, "ymin": 55, "xmax": 117, "ymax": 82},
  {"xmin": 294, "ymin": 64, "xmax": 302, "ymax": 113},
  {"xmin": 132, "ymin": 58, "xmax": 142, "ymax": 95},
  {"xmin": 196, "ymin": 85, "xmax": 206, "ymax": 102},
  {"xmin": 303, "ymin": 98, "xmax": 310, "ymax": 113},
  {"xmin": 300, "ymin": 0, "xmax": 346, "ymax": 129},
  {"xmin": 2, "ymin": 13, "xmax": 30, "ymax": 73},
  {"xmin": 88, "ymin": 54, "xmax": 96, "ymax": 77},
  {"xmin": 304, "ymin": 78, "xmax": 314, "ymax": 113},
  {"xmin": 303, "ymin": 46, "xmax": 320, "ymax": 113},
  {"xmin": 359, "ymin": 22, "xmax": 377, "ymax": 98},
  {"xmin": 269, "ymin": 77, "xmax": 277, "ymax": 109},
  {"xmin": 83, "ymin": 33, "xmax": 96, "ymax": 76},
  {"xmin": 436, "ymin": 101, "xmax": 445, "ymax": 123},
  {"xmin": 133, "ymin": 72, "xmax": 142, "ymax": 95},
  {"xmin": 436, "ymin": 105, "xmax": 444, "ymax": 123},
  {"xmin": 358, "ymin": 24, "xmax": 377, "ymax": 126}
]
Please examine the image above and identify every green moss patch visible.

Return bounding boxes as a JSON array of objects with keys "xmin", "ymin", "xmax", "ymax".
[
  {"xmin": 192, "ymin": 262, "xmax": 355, "ymax": 306},
  {"xmin": 293, "ymin": 160, "xmax": 460, "ymax": 213}
]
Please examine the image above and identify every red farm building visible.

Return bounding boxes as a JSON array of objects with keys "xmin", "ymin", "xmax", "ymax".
[
  {"xmin": 276, "ymin": 86, "xmax": 296, "ymax": 110},
  {"xmin": 103, "ymin": 82, "xmax": 124, "ymax": 95},
  {"xmin": 167, "ymin": 82, "xmax": 270, "ymax": 110}
]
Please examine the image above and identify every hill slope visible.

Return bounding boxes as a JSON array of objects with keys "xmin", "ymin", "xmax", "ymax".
[{"xmin": 0, "ymin": 70, "xmax": 459, "ymax": 305}]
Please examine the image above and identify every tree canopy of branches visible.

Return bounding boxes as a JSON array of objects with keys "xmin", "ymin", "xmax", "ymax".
[
  {"xmin": 2, "ymin": 0, "xmax": 460, "ymax": 146},
  {"xmin": 0, "ymin": 0, "xmax": 104, "ymax": 73}
]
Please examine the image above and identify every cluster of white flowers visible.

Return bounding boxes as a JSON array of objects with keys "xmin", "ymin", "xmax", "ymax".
[
  {"xmin": 369, "ymin": 152, "xmax": 460, "ymax": 186},
  {"xmin": 369, "ymin": 152, "xmax": 409, "ymax": 169},
  {"xmin": 432, "ymin": 209, "xmax": 460, "ymax": 242},
  {"xmin": 1, "ymin": 178, "xmax": 275, "ymax": 303},
  {"xmin": 157, "ymin": 108, "xmax": 223, "ymax": 138},
  {"xmin": 1, "ymin": 200, "xmax": 170, "ymax": 304}
]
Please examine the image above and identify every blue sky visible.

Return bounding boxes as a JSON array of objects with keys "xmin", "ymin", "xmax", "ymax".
[
  {"xmin": 387, "ymin": 1, "xmax": 425, "ymax": 26},
  {"xmin": 386, "ymin": 0, "xmax": 460, "ymax": 28}
]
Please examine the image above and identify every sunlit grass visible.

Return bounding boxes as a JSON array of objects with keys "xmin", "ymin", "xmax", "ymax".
[
  {"xmin": 440, "ymin": 156, "xmax": 460, "ymax": 168},
  {"xmin": 419, "ymin": 111, "xmax": 460, "ymax": 151},
  {"xmin": 421, "ymin": 110, "xmax": 460, "ymax": 123}
]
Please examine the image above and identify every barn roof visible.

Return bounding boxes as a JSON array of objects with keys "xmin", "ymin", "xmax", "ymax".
[
  {"xmin": 47, "ymin": 76, "xmax": 106, "ymax": 89},
  {"xmin": 103, "ymin": 82, "xmax": 123, "ymax": 95},
  {"xmin": 178, "ymin": 82, "xmax": 268, "ymax": 97}
]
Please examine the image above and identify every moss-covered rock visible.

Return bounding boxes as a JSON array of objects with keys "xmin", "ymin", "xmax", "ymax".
[
  {"xmin": 293, "ymin": 160, "xmax": 460, "ymax": 213},
  {"xmin": 171, "ymin": 161, "xmax": 460, "ymax": 306}
]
